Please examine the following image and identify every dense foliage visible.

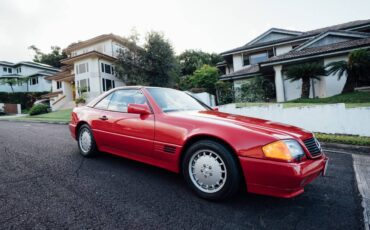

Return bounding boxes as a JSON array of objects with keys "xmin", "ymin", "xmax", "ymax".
[
  {"xmin": 215, "ymin": 81, "xmax": 234, "ymax": 105},
  {"xmin": 178, "ymin": 50, "xmax": 222, "ymax": 76},
  {"xmin": 115, "ymin": 31, "xmax": 179, "ymax": 87},
  {"xmin": 28, "ymin": 45, "xmax": 67, "ymax": 68},
  {"xmin": 29, "ymin": 104, "xmax": 49, "ymax": 116},
  {"xmin": 0, "ymin": 92, "xmax": 48, "ymax": 109},
  {"xmin": 238, "ymin": 77, "xmax": 275, "ymax": 102}
]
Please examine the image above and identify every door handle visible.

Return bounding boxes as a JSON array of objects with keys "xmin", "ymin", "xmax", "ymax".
[{"xmin": 99, "ymin": 115, "xmax": 108, "ymax": 121}]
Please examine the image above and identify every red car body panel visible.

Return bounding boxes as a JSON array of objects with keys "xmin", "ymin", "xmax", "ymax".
[{"xmin": 70, "ymin": 86, "xmax": 328, "ymax": 198}]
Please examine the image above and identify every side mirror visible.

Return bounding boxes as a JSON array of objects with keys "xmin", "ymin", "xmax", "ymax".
[
  {"xmin": 212, "ymin": 107, "xmax": 219, "ymax": 111},
  {"xmin": 127, "ymin": 104, "xmax": 151, "ymax": 115}
]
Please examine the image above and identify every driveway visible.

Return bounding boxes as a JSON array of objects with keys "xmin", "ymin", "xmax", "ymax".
[{"xmin": 0, "ymin": 121, "xmax": 364, "ymax": 229}]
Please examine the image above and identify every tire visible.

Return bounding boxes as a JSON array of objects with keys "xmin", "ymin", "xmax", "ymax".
[
  {"xmin": 182, "ymin": 140, "xmax": 241, "ymax": 200},
  {"xmin": 77, "ymin": 124, "xmax": 98, "ymax": 157}
]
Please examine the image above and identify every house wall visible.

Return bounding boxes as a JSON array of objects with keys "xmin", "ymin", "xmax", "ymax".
[
  {"xmin": 323, "ymin": 55, "xmax": 348, "ymax": 97},
  {"xmin": 71, "ymin": 40, "xmax": 125, "ymax": 58},
  {"xmin": 74, "ymin": 57, "xmax": 124, "ymax": 102},
  {"xmin": 218, "ymin": 103, "xmax": 370, "ymax": 137},
  {"xmin": 28, "ymin": 76, "xmax": 52, "ymax": 92},
  {"xmin": 279, "ymin": 54, "xmax": 348, "ymax": 101},
  {"xmin": 232, "ymin": 54, "xmax": 243, "ymax": 71},
  {"xmin": 275, "ymin": 44, "xmax": 293, "ymax": 56},
  {"xmin": 71, "ymin": 40, "xmax": 114, "ymax": 57}
]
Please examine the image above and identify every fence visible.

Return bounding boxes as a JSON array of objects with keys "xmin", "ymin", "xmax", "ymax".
[{"xmin": 218, "ymin": 103, "xmax": 370, "ymax": 137}]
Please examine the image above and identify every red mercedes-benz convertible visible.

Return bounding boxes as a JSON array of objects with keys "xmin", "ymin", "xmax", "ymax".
[{"xmin": 70, "ymin": 86, "xmax": 328, "ymax": 200}]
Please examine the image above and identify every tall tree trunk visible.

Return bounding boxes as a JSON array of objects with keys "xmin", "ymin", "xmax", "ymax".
[
  {"xmin": 10, "ymin": 84, "xmax": 14, "ymax": 93},
  {"xmin": 342, "ymin": 74, "xmax": 355, "ymax": 93},
  {"xmin": 301, "ymin": 77, "xmax": 311, "ymax": 99}
]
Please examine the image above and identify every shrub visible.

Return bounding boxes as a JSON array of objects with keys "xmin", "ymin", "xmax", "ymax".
[
  {"xmin": 215, "ymin": 81, "xmax": 234, "ymax": 105},
  {"xmin": 237, "ymin": 77, "xmax": 275, "ymax": 102},
  {"xmin": 75, "ymin": 97, "xmax": 86, "ymax": 105},
  {"xmin": 29, "ymin": 104, "xmax": 49, "ymax": 116}
]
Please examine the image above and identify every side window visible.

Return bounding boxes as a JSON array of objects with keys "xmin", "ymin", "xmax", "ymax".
[
  {"xmin": 108, "ymin": 90, "xmax": 147, "ymax": 112},
  {"xmin": 94, "ymin": 93, "xmax": 113, "ymax": 110}
]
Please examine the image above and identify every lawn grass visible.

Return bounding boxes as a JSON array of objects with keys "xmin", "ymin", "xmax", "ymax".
[
  {"xmin": 4, "ymin": 109, "xmax": 72, "ymax": 123},
  {"xmin": 289, "ymin": 91, "xmax": 370, "ymax": 104},
  {"xmin": 315, "ymin": 133, "xmax": 370, "ymax": 146},
  {"xmin": 236, "ymin": 91, "xmax": 370, "ymax": 108}
]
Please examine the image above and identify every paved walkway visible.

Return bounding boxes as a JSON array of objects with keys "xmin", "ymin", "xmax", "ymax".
[{"xmin": 353, "ymin": 154, "xmax": 370, "ymax": 230}]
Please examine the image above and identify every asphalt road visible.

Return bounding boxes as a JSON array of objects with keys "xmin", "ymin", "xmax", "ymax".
[{"xmin": 0, "ymin": 121, "xmax": 364, "ymax": 229}]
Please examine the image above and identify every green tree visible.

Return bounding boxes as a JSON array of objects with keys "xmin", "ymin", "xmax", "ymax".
[
  {"xmin": 143, "ymin": 31, "xmax": 179, "ymax": 87},
  {"xmin": 0, "ymin": 78, "xmax": 17, "ymax": 92},
  {"xmin": 285, "ymin": 62, "xmax": 327, "ymax": 99},
  {"xmin": 115, "ymin": 32, "xmax": 146, "ymax": 85},
  {"xmin": 215, "ymin": 80, "xmax": 234, "ymax": 105},
  {"xmin": 178, "ymin": 50, "xmax": 222, "ymax": 76},
  {"xmin": 326, "ymin": 49, "xmax": 370, "ymax": 93},
  {"xmin": 28, "ymin": 45, "xmax": 67, "ymax": 68},
  {"xmin": 115, "ymin": 31, "xmax": 179, "ymax": 87},
  {"xmin": 189, "ymin": 65, "xmax": 219, "ymax": 94}
]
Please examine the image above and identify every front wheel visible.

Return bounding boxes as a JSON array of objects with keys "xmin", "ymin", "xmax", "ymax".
[
  {"xmin": 182, "ymin": 140, "xmax": 241, "ymax": 200},
  {"xmin": 77, "ymin": 124, "xmax": 98, "ymax": 157}
]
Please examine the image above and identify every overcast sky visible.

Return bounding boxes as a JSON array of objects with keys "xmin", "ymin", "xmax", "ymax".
[{"xmin": 1, "ymin": 0, "xmax": 370, "ymax": 62}]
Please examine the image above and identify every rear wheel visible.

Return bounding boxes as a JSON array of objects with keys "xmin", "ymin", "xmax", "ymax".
[
  {"xmin": 182, "ymin": 140, "xmax": 241, "ymax": 200},
  {"xmin": 77, "ymin": 124, "xmax": 98, "ymax": 157}
]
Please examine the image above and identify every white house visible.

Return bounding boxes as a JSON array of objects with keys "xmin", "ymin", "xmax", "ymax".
[
  {"xmin": 45, "ymin": 34, "xmax": 133, "ymax": 110},
  {"xmin": 218, "ymin": 19, "xmax": 370, "ymax": 102},
  {"xmin": 0, "ymin": 61, "xmax": 59, "ymax": 93}
]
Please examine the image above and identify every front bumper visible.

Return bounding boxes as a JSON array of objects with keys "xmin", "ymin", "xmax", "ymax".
[{"xmin": 239, "ymin": 154, "xmax": 328, "ymax": 198}]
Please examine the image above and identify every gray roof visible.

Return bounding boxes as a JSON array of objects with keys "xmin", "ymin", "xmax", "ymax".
[
  {"xmin": 221, "ymin": 19, "xmax": 370, "ymax": 55},
  {"xmin": 0, "ymin": 61, "xmax": 59, "ymax": 71},
  {"xmin": 219, "ymin": 64, "xmax": 260, "ymax": 79},
  {"xmin": 261, "ymin": 37, "xmax": 370, "ymax": 65}
]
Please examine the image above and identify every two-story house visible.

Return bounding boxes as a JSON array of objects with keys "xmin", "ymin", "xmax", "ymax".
[
  {"xmin": 219, "ymin": 19, "xmax": 370, "ymax": 102},
  {"xmin": 0, "ymin": 61, "xmax": 59, "ymax": 93},
  {"xmin": 45, "ymin": 34, "xmax": 133, "ymax": 110}
]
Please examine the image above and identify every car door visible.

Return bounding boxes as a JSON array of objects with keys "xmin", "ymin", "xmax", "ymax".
[{"xmin": 96, "ymin": 89, "xmax": 155, "ymax": 158}]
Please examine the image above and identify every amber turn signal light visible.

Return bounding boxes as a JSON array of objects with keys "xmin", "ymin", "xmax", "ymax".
[{"xmin": 262, "ymin": 140, "xmax": 293, "ymax": 161}]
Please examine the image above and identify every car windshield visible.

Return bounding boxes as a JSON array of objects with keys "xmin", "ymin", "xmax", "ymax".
[{"xmin": 147, "ymin": 88, "xmax": 210, "ymax": 112}]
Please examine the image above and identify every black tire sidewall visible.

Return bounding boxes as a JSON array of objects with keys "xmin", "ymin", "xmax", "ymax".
[{"xmin": 182, "ymin": 140, "xmax": 240, "ymax": 200}]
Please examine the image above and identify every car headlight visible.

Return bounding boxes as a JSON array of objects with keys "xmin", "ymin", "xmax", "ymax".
[{"xmin": 262, "ymin": 139, "xmax": 305, "ymax": 161}]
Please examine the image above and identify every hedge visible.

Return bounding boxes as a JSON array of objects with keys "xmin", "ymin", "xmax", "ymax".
[{"xmin": 0, "ymin": 92, "xmax": 49, "ymax": 110}]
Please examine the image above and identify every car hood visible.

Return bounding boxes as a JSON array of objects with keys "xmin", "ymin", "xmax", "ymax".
[{"xmin": 167, "ymin": 110, "xmax": 313, "ymax": 140}]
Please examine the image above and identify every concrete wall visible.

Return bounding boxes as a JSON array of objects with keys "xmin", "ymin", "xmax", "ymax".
[{"xmin": 218, "ymin": 103, "xmax": 370, "ymax": 137}]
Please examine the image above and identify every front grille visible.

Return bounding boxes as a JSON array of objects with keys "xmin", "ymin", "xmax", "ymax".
[{"xmin": 303, "ymin": 138, "xmax": 322, "ymax": 157}]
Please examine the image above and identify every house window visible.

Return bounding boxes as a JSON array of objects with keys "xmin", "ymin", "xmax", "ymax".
[
  {"xmin": 76, "ymin": 63, "xmax": 89, "ymax": 74},
  {"xmin": 102, "ymin": 78, "xmax": 115, "ymax": 92},
  {"xmin": 249, "ymin": 52, "xmax": 268, "ymax": 65},
  {"xmin": 16, "ymin": 67, "xmax": 21, "ymax": 73},
  {"xmin": 7, "ymin": 68, "xmax": 12, "ymax": 73},
  {"xmin": 101, "ymin": 63, "xmax": 114, "ymax": 75},
  {"xmin": 243, "ymin": 54, "xmax": 250, "ymax": 66},
  {"xmin": 77, "ymin": 79, "xmax": 90, "ymax": 94},
  {"xmin": 3, "ymin": 67, "xmax": 6, "ymax": 72},
  {"xmin": 30, "ymin": 77, "xmax": 38, "ymax": 85},
  {"xmin": 56, "ymin": 81, "xmax": 62, "ymax": 89}
]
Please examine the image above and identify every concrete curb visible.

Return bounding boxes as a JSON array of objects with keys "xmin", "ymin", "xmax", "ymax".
[
  {"xmin": 322, "ymin": 142, "xmax": 370, "ymax": 155},
  {"xmin": 0, "ymin": 119, "xmax": 68, "ymax": 125}
]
